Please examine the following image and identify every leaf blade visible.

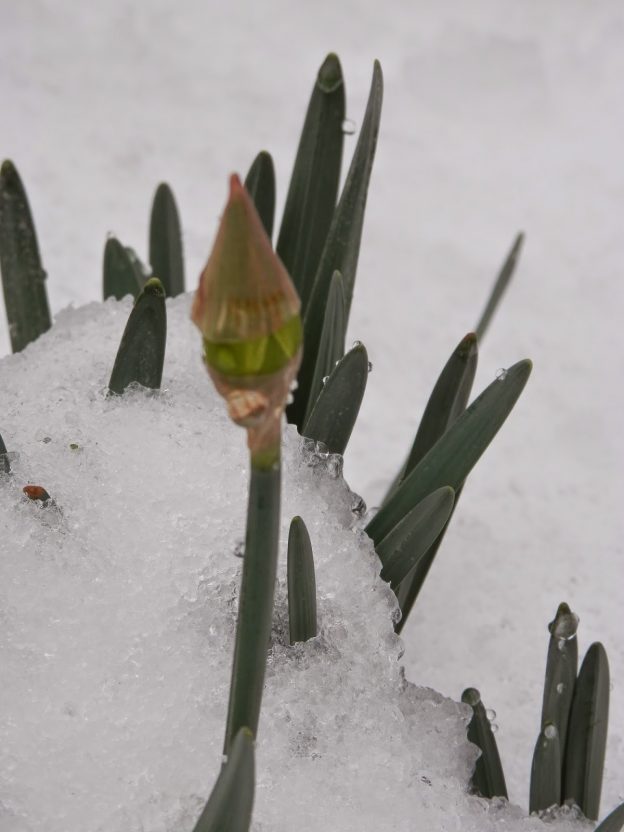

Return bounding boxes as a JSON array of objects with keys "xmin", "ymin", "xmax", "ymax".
[
  {"xmin": 277, "ymin": 53, "xmax": 345, "ymax": 312},
  {"xmin": 103, "ymin": 237, "xmax": 144, "ymax": 301},
  {"xmin": 366, "ymin": 359, "xmax": 532, "ymax": 546},
  {"xmin": 595, "ymin": 802, "xmax": 624, "ymax": 832},
  {"xmin": 0, "ymin": 160, "xmax": 51, "ymax": 352},
  {"xmin": 383, "ymin": 332, "xmax": 478, "ymax": 506},
  {"xmin": 530, "ymin": 724, "xmax": 562, "ymax": 814},
  {"xmin": 462, "ymin": 688, "xmax": 508, "ymax": 799},
  {"xmin": 287, "ymin": 516, "xmax": 317, "ymax": 644},
  {"xmin": 149, "ymin": 182, "xmax": 185, "ymax": 297},
  {"xmin": 377, "ymin": 487, "xmax": 455, "ymax": 590},
  {"xmin": 303, "ymin": 341, "xmax": 369, "ymax": 455},
  {"xmin": 244, "ymin": 151, "xmax": 276, "ymax": 240},
  {"xmin": 108, "ymin": 278, "xmax": 167, "ymax": 394},
  {"xmin": 289, "ymin": 60, "xmax": 383, "ymax": 429},
  {"xmin": 563, "ymin": 642, "xmax": 610, "ymax": 820},
  {"xmin": 301, "ymin": 270, "xmax": 346, "ymax": 427},
  {"xmin": 475, "ymin": 232, "xmax": 524, "ymax": 341},
  {"xmin": 191, "ymin": 727, "xmax": 255, "ymax": 832}
]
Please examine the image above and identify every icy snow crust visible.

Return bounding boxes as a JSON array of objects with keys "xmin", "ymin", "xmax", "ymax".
[{"xmin": 0, "ymin": 299, "xmax": 588, "ymax": 832}]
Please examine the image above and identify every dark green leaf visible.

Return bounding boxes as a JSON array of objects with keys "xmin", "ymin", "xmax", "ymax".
[
  {"xmin": 377, "ymin": 487, "xmax": 454, "ymax": 591},
  {"xmin": 0, "ymin": 430, "xmax": 10, "ymax": 474},
  {"xmin": 530, "ymin": 724, "xmax": 562, "ymax": 814},
  {"xmin": 192, "ymin": 728, "xmax": 255, "ymax": 832},
  {"xmin": 288, "ymin": 60, "xmax": 383, "ymax": 429},
  {"xmin": 108, "ymin": 278, "xmax": 167, "ymax": 395},
  {"xmin": 595, "ymin": 802, "xmax": 624, "ymax": 832},
  {"xmin": 149, "ymin": 182, "xmax": 185, "ymax": 297},
  {"xmin": 475, "ymin": 232, "xmax": 524, "ymax": 341},
  {"xmin": 302, "ymin": 270, "xmax": 346, "ymax": 427},
  {"xmin": 277, "ymin": 53, "xmax": 345, "ymax": 312},
  {"xmin": 303, "ymin": 341, "xmax": 369, "ymax": 455},
  {"xmin": 224, "ymin": 464, "xmax": 281, "ymax": 753},
  {"xmin": 540, "ymin": 602, "xmax": 579, "ymax": 775},
  {"xmin": 103, "ymin": 236, "xmax": 144, "ymax": 301},
  {"xmin": 287, "ymin": 516, "xmax": 317, "ymax": 644},
  {"xmin": 383, "ymin": 333, "xmax": 478, "ymax": 506},
  {"xmin": 0, "ymin": 160, "xmax": 51, "ymax": 352},
  {"xmin": 393, "ymin": 486, "xmax": 463, "ymax": 634},
  {"xmin": 244, "ymin": 152, "xmax": 276, "ymax": 240},
  {"xmin": 462, "ymin": 688, "xmax": 508, "ymax": 799},
  {"xmin": 563, "ymin": 642, "xmax": 610, "ymax": 820},
  {"xmin": 366, "ymin": 359, "xmax": 532, "ymax": 546}
]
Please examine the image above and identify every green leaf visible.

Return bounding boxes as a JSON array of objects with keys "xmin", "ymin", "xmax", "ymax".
[
  {"xmin": 393, "ymin": 490, "xmax": 462, "ymax": 635},
  {"xmin": 149, "ymin": 182, "xmax": 185, "ymax": 297},
  {"xmin": 223, "ymin": 464, "xmax": 281, "ymax": 753},
  {"xmin": 462, "ymin": 688, "xmax": 508, "ymax": 799},
  {"xmin": 103, "ymin": 236, "xmax": 144, "ymax": 301},
  {"xmin": 277, "ymin": 53, "xmax": 345, "ymax": 312},
  {"xmin": 0, "ymin": 430, "xmax": 10, "ymax": 474},
  {"xmin": 302, "ymin": 270, "xmax": 346, "ymax": 427},
  {"xmin": 192, "ymin": 728, "xmax": 255, "ymax": 832},
  {"xmin": 563, "ymin": 642, "xmax": 610, "ymax": 820},
  {"xmin": 475, "ymin": 232, "xmax": 524, "ymax": 341},
  {"xmin": 530, "ymin": 723, "xmax": 562, "ymax": 813},
  {"xmin": 303, "ymin": 341, "xmax": 369, "ymax": 455},
  {"xmin": 383, "ymin": 333, "xmax": 478, "ymax": 506},
  {"xmin": 287, "ymin": 516, "xmax": 317, "ymax": 644},
  {"xmin": 288, "ymin": 60, "xmax": 383, "ymax": 429},
  {"xmin": 0, "ymin": 160, "xmax": 51, "ymax": 352},
  {"xmin": 595, "ymin": 802, "xmax": 624, "ymax": 832},
  {"xmin": 108, "ymin": 278, "xmax": 167, "ymax": 395},
  {"xmin": 244, "ymin": 151, "xmax": 276, "ymax": 240},
  {"xmin": 540, "ymin": 602, "xmax": 579, "ymax": 775},
  {"xmin": 377, "ymin": 487, "xmax": 454, "ymax": 591},
  {"xmin": 366, "ymin": 359, "xmax": 532, "ymax": 546}
]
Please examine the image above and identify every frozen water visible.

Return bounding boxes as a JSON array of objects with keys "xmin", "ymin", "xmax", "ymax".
[{"xmin": 0, "ymin": 298, "xmax": 589, "ymax": 832}]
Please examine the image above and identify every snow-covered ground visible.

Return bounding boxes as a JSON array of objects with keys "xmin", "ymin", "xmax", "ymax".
[{"xmin": 1, "ymin": 0, "xmax": 623, "ymax": 825}]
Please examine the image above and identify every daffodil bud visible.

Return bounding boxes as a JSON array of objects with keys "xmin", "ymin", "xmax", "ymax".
[{"xmin": 192, "ymin": 174, "xmax": 302, "ymax": 466}]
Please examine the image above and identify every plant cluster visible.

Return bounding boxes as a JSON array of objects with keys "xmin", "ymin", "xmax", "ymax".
[{"xmin": 1, "ymin": 54, "xmax": 621, "ymax": 832}]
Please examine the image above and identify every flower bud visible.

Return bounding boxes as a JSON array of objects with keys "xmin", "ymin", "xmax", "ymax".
[{"xmin": 192, "ymin": 174, "xmax": 302, "ymax": 465}]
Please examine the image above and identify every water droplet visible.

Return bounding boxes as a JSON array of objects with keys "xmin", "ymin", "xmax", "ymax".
[
  {"xmin": 495, "ymin": 368, "xmax": 508, "ymax": 382},
  {"xmin": 490, "ymin": 723, "xmax": 499, "ymax": 734},
  {"xmin": 549, "ymin": 606, "xmax": 579, "ymax": 641},
  {"xmin": 556, "ymin": 682, "xmax": 565, "ymax": 694},
  {"xmin": 461, "ymin": 687, "xmax": 481, "ymax": 707},
  {"xmin": 334, "ymin": 359, "xmax": 341, "ymax": 367},
  {"xmin": 42, "ymin": 436, "xmax": 52, "ymax": 444},
  {"xmin": 557, "ymin": 638, "xmax": 566, "ymax": 651},
  {"xmin": 342, "ymin": 118, "xmax": 356, "ymax": 135},
  {"xmin": 322, "ymin": 375, "xmax": 329, "ymax": 385},
  {"xmin": 290, "ymin": 379, "xmax": 299, "ymax": 392},
  {"xmin": 544, "ymin": 723, "xmax": 558, "ymax": 740},
  {"xmin": 352, "ymin": 340, "xmax": 363, "ymax": 348},
  {"xmin": 486, "ymin": 708, "xmax": 496, "ymax": 721},
  {"xmin": 367, "ymin": 361, "xmax": 373, "ymax": 373},
  {"xmin": 286, "ymin": 393, "xmax": 294, "ymax": 405}
]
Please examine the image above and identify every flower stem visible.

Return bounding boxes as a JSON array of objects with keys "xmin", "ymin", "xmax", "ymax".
[{"xmin": 223, "ymin": 443, "xmax": 281, "ymax": 755}]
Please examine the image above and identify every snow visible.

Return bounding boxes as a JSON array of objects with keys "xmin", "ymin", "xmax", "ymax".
[
  {"xmin": 1, "ymin": 1, "xmax": 623, "ymax": 829},
  {"xmin": 0, "ymin": 298, "xmax": 592, "ymax": 832}
]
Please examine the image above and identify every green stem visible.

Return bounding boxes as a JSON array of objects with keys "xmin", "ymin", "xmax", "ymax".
[{"xmin": 223, "ymin": 448, "xmax": 281, "ymax": 755}]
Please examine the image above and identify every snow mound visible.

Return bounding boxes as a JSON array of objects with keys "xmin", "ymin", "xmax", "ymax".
[{"xmin": 0, "ymin": 297, "xmax": 587, "ymax": 832}]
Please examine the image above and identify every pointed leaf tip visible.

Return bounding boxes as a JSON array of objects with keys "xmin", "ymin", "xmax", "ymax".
[{"xmin": 318, "ymin": 53, "xmax": 343, "ymax": 92}]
